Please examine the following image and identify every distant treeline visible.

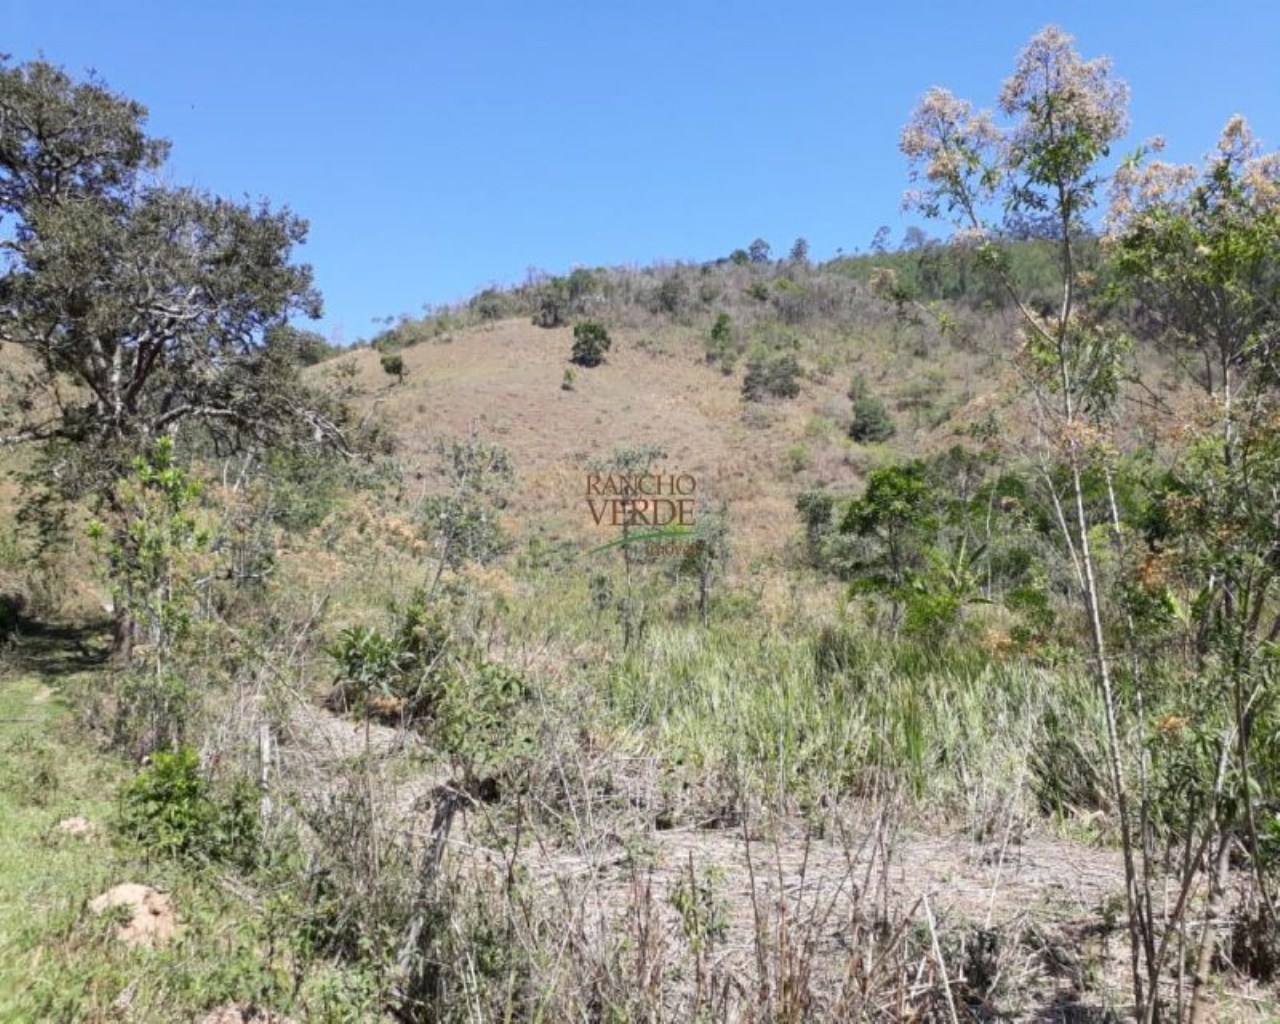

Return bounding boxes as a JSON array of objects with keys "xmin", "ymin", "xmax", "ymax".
[{"xmin": 358, "ymin": 233, "xmax": 1100, "ymax": 357}]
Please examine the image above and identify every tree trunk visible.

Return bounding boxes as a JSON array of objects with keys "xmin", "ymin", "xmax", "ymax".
[
  {"xmin": 110, "ymin": 602, "xmax": 134, "ymax": 664},
  {"xmin": 1189, "ymin": 831, "xmax": 1232, "ymax": 1024}
]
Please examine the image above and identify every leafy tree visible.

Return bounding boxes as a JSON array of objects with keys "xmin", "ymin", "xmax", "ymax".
[
  {"xmin": 709, "ymin": 312, "xmax": 732, "ymax": 347},
  {"xmin": 705, "ymin": 312, "xmax": 737, "ymax": 371},
  {"xmin": 267, "ymin": 323, "xmax": 336, "ymax": 366},
  {"xmin": 1109, "ymin": 117, "xmax": 1279, "ymax": 400},
  {"xmin": 570, "ymin": 320, "xmax": 612, "ymax": 367},
  {"xmin": 847, "ymin": 372, "xmax": 897, "ymax": 442},
  {"xmin": 0, "ymin": 58, "xmax": 350, "ymax": 649},
  {"xmin": 747, "ymin": 238, "xmax": 771, "ymax": 264},
  {"xmin": 90, "ymin": 437, "xmax": 211, "ymax": 742},
  {"xmin": 652, "ymin": 273, "xmax": 688, "ymax": 316},
  {"xmin": 839, "ymin": 461, "xmax": 938, "ymax": 629},
  {"xmin": 469, "ymin": 287, "xmax": 510, "ymax": 322},
  {"xmin": 788, "ymin": 237, "xmax": 810, "ymax": 265},
  {"xmin": 900, "ymin": 226, "xmax": 928, "ymax": 251},
  {"xmin": 531, "ymin": 276, "xmax": 569, "ymax": 328},
  {"xmin": 565, "ymin": 267, "xmax": 600, "ymax": 306}
]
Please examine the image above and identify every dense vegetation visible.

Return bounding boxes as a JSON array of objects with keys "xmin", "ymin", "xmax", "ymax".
[{"xmin": 1, "ymin": 27, "xmax": 1278, "ymax": 1024}]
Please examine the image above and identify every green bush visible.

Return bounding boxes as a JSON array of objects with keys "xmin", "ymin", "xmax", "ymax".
[
  {"xmin": 118, "ymin": 747, "xmax": 259, "ymax": 868},
  {"xmin": 652, "ymin": 274, "xmax": 688, "ymax": 316},
  {"xmin": 795, "ymin": 489, "xmax": 835, "ymax": 563},
  {"xmin": 742, "ymin": 353, "xmax": 801, "ymax": 401},
  {"xmin": 469, "ymin": 287, "xmax": 511, "ymax": 322},
  {"xmin": 849, "ymin": 394, "xmax": 897, "ymax": 442},
  {"xmin": 705, "ymin": 313, "xmax": 740, "ymax": 372},
  {"xmin": 326, "ymin": 596, "xmax": 452, "ymax": 720},
  {"xmin": 570, "ymin": 321, "xmax": 612, "ymax": 367},
  {"xmin": 379, "ymin": 352, "xmax": 406, "ymax": 381}
]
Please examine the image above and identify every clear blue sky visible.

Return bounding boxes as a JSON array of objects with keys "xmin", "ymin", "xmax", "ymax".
[{"xmin": 5, "ymin": 1, "xmax": 1278, "ymax": 344}]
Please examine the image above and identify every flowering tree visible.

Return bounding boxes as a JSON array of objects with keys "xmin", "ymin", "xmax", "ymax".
[
  {"xmin": 900, "ymin": 27, "xmax": 1161, "ymax": 1015},
  {"xmin": 1108, "ymin": 117, "xmax": 1280, "ymax": 1013}
]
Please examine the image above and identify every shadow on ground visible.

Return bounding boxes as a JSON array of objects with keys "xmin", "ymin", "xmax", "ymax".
[{"xmin": 2, "ymin": 617, "xmax": 113, "ymax": 679}]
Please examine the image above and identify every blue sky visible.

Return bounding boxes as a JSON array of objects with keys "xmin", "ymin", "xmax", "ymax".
[{"xmin": 5, "ymin": 1, "xmax": 1278, "ymax": 344}]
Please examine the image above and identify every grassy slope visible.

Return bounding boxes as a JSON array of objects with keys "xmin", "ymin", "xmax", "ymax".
[{"xmin": 333, "ymin": 314, "xmax": 1018, "ymax": 569}]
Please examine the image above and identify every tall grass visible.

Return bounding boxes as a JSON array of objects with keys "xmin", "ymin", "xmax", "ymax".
[{"xmin": 601, "ymin": 621, "xmax": 1107, "ymax": 827}]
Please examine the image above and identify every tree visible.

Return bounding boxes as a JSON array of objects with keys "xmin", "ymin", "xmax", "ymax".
[
  {"xmin": 747, "ymin": 238, "xmax": 771, "ymax": 264},
  {"xmin": 1109, "ymin": 116, "xmax": 1280, "ymax": 979},
  {"xmin": 788, "ymin": 237, "xmax": 810, "ymax": 265},
  {"xmin": 794, "ymin": 489, "xmax": 835, "ymax": 564},
  {"xmin": 900, "ymin": 226, "xmax": 928, "ymax": 251},
  {"xmin": 570, "ymin": 320, "xmax": 611, "ymax": 367},
  {"xmin": 531, "ymin": 276, "xmax": 569, "ymax": 327},
  {"xmin": 680, "ymin": 502, "xmax": 729, "ymax": 626},
  {"xmin": 0, "ymin": 57, "xmax": 350, "ymax": 651},
  {"xmin": 901, "ymin": 27, "xmax": 1164, "ymax": 1016},
  {"xmin": 839, "ymin": 462, "xmax": 939, "ymax": 632},
  {"xmin": 849, "ymin": 395, "xmax": 896, "ymax": 443}
]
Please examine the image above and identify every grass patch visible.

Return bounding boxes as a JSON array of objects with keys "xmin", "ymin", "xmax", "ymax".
[{"xmin": 0, "ymin": 665, "xmax": 387, "ymax": 1022}]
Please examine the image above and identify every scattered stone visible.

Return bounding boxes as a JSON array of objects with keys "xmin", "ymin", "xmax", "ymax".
[{"xmin": 88, "ymin": 883, "xmax": 176, "ymax": 947}]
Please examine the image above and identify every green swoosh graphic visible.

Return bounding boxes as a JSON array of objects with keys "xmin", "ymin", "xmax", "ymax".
[{"xmin": 588, "ymin": 526, "xmax": 695, "ymax": 556}]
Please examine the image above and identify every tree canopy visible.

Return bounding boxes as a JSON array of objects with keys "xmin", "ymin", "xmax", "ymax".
[{"xmin": 0, "ymin": 57, "xmax": 350, "ymax": 506}]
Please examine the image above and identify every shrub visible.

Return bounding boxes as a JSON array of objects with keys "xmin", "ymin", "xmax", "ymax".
[
  {"xmin": 795, "ymin": 489, "xmax": 835, "ymax": 563},
  {"xmin": 532, "ymin": 277, "xmax": 569, "ymax": 328},
  {"xmin": 849, "ymin": 395, "xmax": 897, "ymax": 442},
  {"xmin": 704, "ymin": 313, "xmax": 741, "ymax": 373},
  {"xmin": 380, "ymin": 353, "xmax": 406, "ymax": 381},
  {"xmin": 469, "ymin": 287, "xmax": 510, "ymax": 322},
  {"xmin": 325, "ymin": 595, "xmax": 452, "ymax": 721},
  {"xmin": 117, "ymin": 747, "xmax": 259, "ymax": 868},
  {"xmin": 419, "ymin": 434, "xmax": 514, "ymax": 567},
  {"xmin": 742, "ymin": 353, "xmax": 801, "ymax": 402},
  {"xmin": 652, "ymin": 273, "xmax": 688, "ymax": 316},
  {"xmin": 570, "ymin": 321, "xmax": 612, "ymax": 367}
]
